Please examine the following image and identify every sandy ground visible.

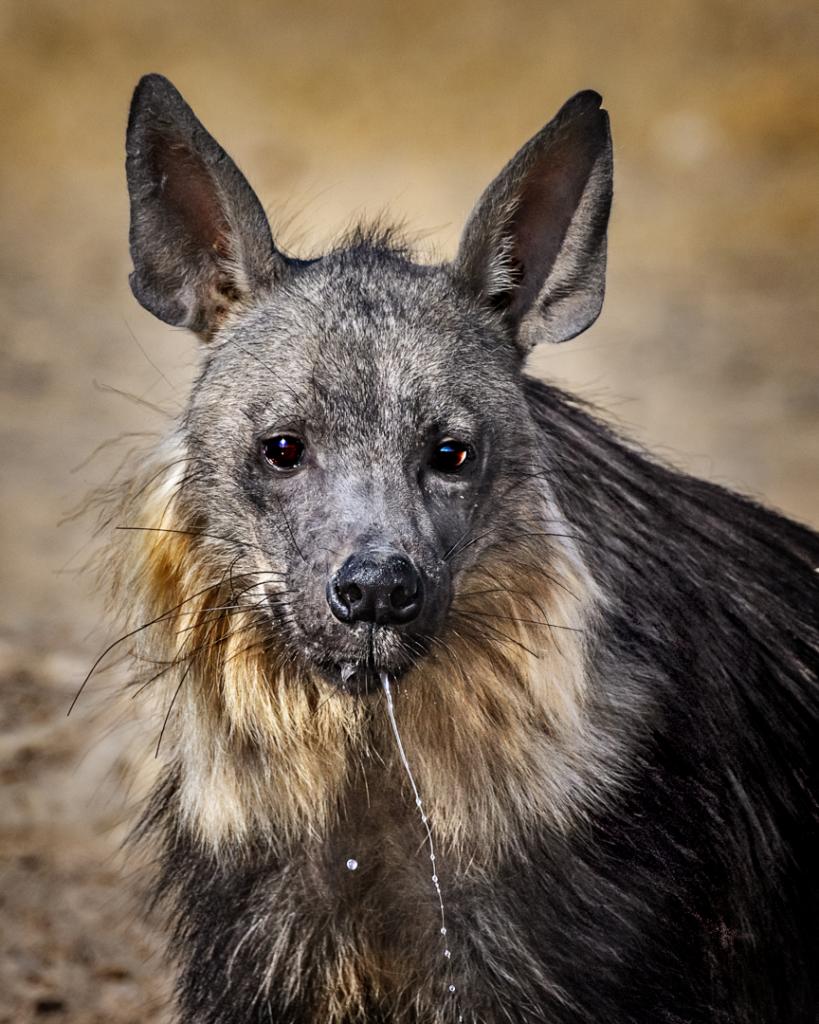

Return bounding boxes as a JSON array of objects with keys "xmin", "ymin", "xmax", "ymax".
[{"xmin": 1, "ymin": 0, "xmax": 817, "ymax": 1019}]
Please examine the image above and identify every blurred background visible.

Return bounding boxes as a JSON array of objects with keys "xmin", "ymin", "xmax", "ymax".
[{"xmin": 1, "ymin": 0, "xmax": 817, "ymax": 1019}]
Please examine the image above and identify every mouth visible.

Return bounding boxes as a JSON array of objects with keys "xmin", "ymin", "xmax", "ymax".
[
  {"xmin": 269, "ymin": 594, "xmax": 439, "ymax": 696},
  {"xmin": 311, "ymin": 623, "xmax": 429, "ymax": 696},
  {"xmin": 318, "ymin": 661, "xmax": 389, "ymax": 695},
  {"xmin": 317, "ymin": 646, "xmax": 422, "ymax": 694}
]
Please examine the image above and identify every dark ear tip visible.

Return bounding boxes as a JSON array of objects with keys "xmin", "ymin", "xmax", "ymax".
[
  {"xmin": 557, "ymin": 90, "xmax": 606, "ymax": 124},
  {"xmin": 129, "ymin": 73, "xmax": 186, "ymax": 120},
  {"xmin": 133, "ymin": 72, "xmax": 178, "ymax": 97},
  {"xmin": 553, "ymin": 90, "xmax": 610, "ymax": 151},
  {"xmin": 574, "ymin": 89, "xmax": 603, "ymax": 109},
  {"xmin": 127, "ymin": 74, "xmax": 196, "ymax": 157}
]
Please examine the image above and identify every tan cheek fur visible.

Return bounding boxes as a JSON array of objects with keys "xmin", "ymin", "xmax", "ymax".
[
  {"xmin": 395, "ymin": 549, "xmax": 600, "ymax": 857},
  {"xmin": 111, "ymin": 452, "xmax": 600, "ymax": 866}
]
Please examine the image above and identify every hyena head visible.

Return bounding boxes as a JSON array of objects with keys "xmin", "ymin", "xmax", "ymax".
[{"xmin": 120, "ymin": 75, "xmax": 611, "ymax": 850}]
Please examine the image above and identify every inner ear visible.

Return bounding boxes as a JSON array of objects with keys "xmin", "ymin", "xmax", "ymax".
[
  {"xmin": 506, "ymin": 135, "xmax": 599, "ymax": 323},
  {"xmin": 126, "ymin": 74, "xmax": 285, "ymax": 340},
  {"xmin": 151, "ymin": 138, "xmax": 232, "ymax": 256},
  {"xmin": 455, "ymin": 90, "xmax": 613, "ymax": 352}
]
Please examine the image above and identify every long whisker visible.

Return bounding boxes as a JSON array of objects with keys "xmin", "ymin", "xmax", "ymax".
[
  {"xmin": 127, "ymin": 456, "xmax": 201, "ymax": 508},
  {"xmin": 69, "ymin": 569, "xmax": 263, "ymax": 715},
  {"xmin": 454, "ymin": 607, "xmax": 583, "ymax": 632},
  {"xmin": 461, "ymin": 566, "xmax": 579, "ymax": 604},
  {"xmin": 130, "ymin": 660, "xmax": 178, "ymax": 701},
  {"xmin": 172, "ymin": 595, "xmax": 272, "ymax": 636},
  {"xmin": 449, "ymin": 611, "xmax": 541, "ymax": 658},
  {"xmin": 221, "ymin": 634, "xmax": 277, "ymax": 668},
  {"xmin": 448, "ymin": 527, "xmax": 580, "ymax": 563},
  {"xmin": 70, "ymin": 582, "xmax": 226, "ymax": 715},
  {"xmin": 114, "ymin": 524, "xmax": 286, "ymax": 563},
  {"xmin": 130, "ymin": 598, "xmax": 270, "ymax": 701},
  {"xmin": 155, "ymin": 663, "xmax": 192, "ymax": 758},
  {"xmin": 92, "ymin": 378, "xmax": 177, "ymax": 418}
]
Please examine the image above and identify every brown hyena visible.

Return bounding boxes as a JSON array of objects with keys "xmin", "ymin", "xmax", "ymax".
[{"xmin": 91, "ymin": 74, "xmax": 818, "ymax": 1022}]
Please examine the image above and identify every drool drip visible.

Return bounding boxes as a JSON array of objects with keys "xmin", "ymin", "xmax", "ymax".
[{"xmin": 380, "ymin": 672, "xmax": 464, "ymax": 1019}]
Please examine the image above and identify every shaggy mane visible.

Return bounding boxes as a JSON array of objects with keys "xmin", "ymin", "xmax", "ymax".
[{"xmin": 97, "ymin": 436, "xmax": 610, "ymax": 866}]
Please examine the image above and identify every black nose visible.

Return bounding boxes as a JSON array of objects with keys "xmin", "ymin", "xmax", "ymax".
[{"xmin": 327, "ymin": 552, "xmax": 424, "ymax": 626}]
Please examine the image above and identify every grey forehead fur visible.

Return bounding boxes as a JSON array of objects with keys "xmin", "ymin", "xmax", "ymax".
[{"xmin": 192, "ymin": 239, "xmax": 524, "ymax": 443}]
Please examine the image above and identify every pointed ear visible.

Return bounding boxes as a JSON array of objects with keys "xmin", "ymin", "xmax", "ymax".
[
  {"xmin": 125, "ymin": 74, "xmax": 286, "ymax": 339},
  {"xmin": 454, "ymin": 90, "xmax": 612, "ymax": 352}
]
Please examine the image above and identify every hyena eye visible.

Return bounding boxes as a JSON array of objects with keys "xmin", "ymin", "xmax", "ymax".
[
  {"xmin": 261, "ymin": 435, "xmax": 305, "ymax": 471},
  {"xmin": 429, "ymin": 438, "xmax": 474, "ymax": 474}
]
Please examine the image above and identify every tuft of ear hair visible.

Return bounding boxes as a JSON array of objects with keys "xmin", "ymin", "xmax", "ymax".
[
  {"xmin": 126, "ymin": 74, "xmax": 286, "ymax": 339},
  {"xmin": 455, "ymin": 90, "xmax": 613, "ymax": 353}
]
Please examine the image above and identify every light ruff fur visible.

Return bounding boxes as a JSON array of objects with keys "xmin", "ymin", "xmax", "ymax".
[{"xmin": 107, "ymin": 438, "xmax": 604, "ymax": 865}]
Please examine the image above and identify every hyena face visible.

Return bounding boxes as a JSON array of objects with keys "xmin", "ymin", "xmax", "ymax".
[
  {"xmin": 125, "ymin": 75, "xmax": 611, "ymax": 697},
  {"xmin": 183, "ymin": 260, "xmax": 535, "ymax": 692}
]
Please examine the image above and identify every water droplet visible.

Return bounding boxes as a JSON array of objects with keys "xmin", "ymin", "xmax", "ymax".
[
  {"xmin": 381, "ymin": 673, "xmax": 464, "ymax": 1010},
  {"xmin": 346, "ymin": 858, "xmax": 358, "ymax": 871}
]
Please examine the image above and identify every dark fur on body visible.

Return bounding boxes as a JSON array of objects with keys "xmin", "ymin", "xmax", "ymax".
[
  {"xmin": 112, "ymin": 75, "xmax": 818, "ymax": 1023},
  {"xmin": 137, "ymin": 379, "xmax": 819, "ymax": 1024}
]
